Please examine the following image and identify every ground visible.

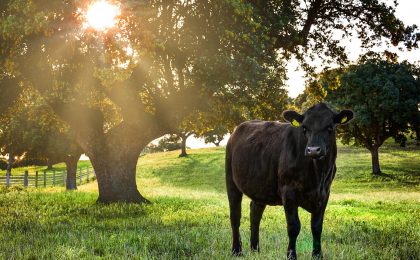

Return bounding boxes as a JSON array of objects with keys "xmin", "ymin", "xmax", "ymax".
[{"xmin": 0, "ymin": 143, "xmax": 419, "ymax": 259}]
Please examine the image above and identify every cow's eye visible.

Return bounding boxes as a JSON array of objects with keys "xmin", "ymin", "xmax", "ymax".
[{"xmin": 302, "ymin": 126, "xmax": 307, "ymax": 134}]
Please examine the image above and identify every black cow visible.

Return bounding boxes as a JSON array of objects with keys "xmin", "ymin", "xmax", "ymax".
[{"xmin": 225, "ymin": 103, "xmax": 353, "ymax": 259}]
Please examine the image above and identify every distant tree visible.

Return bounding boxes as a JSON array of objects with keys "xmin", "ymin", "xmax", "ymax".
[
  {"xmin": 176, "ymin": 131, "xmax": 193, "ymax": 157},
  {"xmin": 202, "ymin": 125, "xmax": 228, "ymax": 147},
  {"xmin": 161, "ymin": 135, "xmax": 184, "ymax": 152},
  {"xmin": 0, "ymin": 89, "xmax": 82, "ymax": 189},
  {"xmin": 317, "ymin": 59, "xmax": 420, "ymax": 175},
  {"xmin": 146, "ymin": 135, "xmax": 182, "ymax": 153}
]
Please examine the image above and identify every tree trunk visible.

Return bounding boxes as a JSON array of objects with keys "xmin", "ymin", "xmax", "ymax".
[
  {"xmin": 46, "ymin": 158, "xmax": 53, "ymax": 170},
  {"xmin": 91, "ymin": 150, "xmax": 149, "ymax": 203},
  {"xmin": 51, "ymin": 103, "xmax": 165, "ymax": 203},
  {"xmin": 370, "ymin": 146, "xmax": 381, "ymax": 175},
  {"xmin": 83, "ymin": 123, "xmax": 159, "ymax": 203},
  {"xmin": 65, "ymin": 154, "xmax": 81, "ymax": 190},
  {"xmin": 213, "ymin": 141, "xmax": 220, "ymax": 147},
  {"xmin": 6, "ymin": 153, "xmax": 13, "ymax": 176},
  {"xmin": 179, "ymin": 135, "xmax": 188, "ymax": 157}
]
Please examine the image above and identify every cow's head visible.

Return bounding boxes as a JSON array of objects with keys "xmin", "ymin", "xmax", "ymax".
[{"xmin": 283, "ymin": 103, "xmax": 353, "ymax": 159}]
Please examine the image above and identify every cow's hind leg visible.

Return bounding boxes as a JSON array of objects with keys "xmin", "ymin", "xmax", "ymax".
[
  {"xmin": 250, "ymin": 201, "xmax": 266, "ymax": 252},
  {"xmin": 226, "ymin": 173, "xmax": 243, "ymax": 255}
]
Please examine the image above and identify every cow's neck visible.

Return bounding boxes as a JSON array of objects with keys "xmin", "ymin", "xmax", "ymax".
[{"xmin": 311, "ymin": 141, "xmax": 337, "ymax": 191}]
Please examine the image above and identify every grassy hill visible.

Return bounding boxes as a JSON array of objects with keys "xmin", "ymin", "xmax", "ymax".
[{"xmin": 0, "ymin": 145, "xmax": 419, "ymax": 259}]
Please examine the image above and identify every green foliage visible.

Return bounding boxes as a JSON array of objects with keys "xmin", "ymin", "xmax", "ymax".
[
  {"xmin": 0, "ymin": 88, "xmax": 81, "ymax": 166},
  {"xmin": 299, "ymin": 57, "xmax": 420, "ymax": 174},
  {"xmin": 202, "ymin": 125, "xmax": 228, "ymax": 146},
  {"xmin": 1, "ymin": 0, "xmax": 415, "ymax": 137},
  {"xmin": 0, "ymin": 145, "xmax": 419, "ymax": 259},
  {"xmin": 249, "ymin": 0, "xmax": 419, "ymax": 70},
  {"xmin": 325, "ymin": 59, "xmax": 420, "ymax": 148}
]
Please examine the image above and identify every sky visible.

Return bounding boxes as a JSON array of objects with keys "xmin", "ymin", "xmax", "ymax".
[{"xmin": 187, "ymin": 0, "xmax": 420, "ymax": 149}]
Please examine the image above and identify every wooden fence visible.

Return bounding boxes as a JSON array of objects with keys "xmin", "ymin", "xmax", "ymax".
[{"xmin": 0, "ymin": 166, "xmax": 95, "ymax": 188}]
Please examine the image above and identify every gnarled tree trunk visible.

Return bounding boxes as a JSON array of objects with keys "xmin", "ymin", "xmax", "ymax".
[
  {"xmin": 79, "ymin": 122, "xmax": 163, "ymax": 203},
  {"xmin": 91, "ymin": 152, "xmax": 147, "ymax": 203},
  {"xmin": 65, "ymin": 153, "xmax": 81, "ymax": 190}
]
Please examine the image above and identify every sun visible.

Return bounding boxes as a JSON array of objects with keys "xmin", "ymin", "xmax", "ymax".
[{"xmin": 85, "ymin": 1, "xmax": 120, "ymax": 31}]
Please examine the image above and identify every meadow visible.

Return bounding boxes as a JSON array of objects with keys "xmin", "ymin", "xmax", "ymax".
[{"xmin": 0, "ymin": 143, "xmax": 419, "ymax": 259}]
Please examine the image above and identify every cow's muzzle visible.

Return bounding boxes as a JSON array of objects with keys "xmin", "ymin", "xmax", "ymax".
[{"xmin": 306, "ymin": 146, "xmax": 323, "ymax": 159}]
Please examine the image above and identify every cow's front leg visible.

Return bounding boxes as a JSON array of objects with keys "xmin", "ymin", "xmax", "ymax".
[
  {"xmin": 284, "ymin": 203, "xmax": 301, "ymax": 260},
  {"xmin": 311, "ymin": 206, "xmax": 326, "ymax": 259}
]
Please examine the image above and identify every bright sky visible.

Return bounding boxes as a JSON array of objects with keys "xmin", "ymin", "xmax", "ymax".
[{"xmin": 286, "ymin": 0, "xmax": 420, "ymax": 98}]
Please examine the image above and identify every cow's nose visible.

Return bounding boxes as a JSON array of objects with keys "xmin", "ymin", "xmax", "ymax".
[{"xmin": 306, "ymin": 146, "xmax": 321, "ymax": 157}]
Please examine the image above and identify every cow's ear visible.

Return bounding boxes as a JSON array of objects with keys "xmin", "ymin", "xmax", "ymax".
[
  {"xmin": 334, "ymin": 110, "xmax": 354, "ymax": 124},
  {"xmin": 283, "ymin": 110, "xmax": 303, "ymax": 128}
]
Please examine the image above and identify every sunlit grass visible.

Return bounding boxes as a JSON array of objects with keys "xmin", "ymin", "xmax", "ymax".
[{"xmin": 0, "ymin": 145, "xmax": 419, "ymax": 259}]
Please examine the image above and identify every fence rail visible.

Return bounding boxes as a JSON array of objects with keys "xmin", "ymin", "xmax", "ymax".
[{"xmin": 0, "ymin": 166, "xmax": 95, "ymax": 188}]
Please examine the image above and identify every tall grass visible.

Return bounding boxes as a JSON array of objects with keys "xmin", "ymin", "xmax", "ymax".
[{"xmin": 0, "ymin": 144, "xmax": 419, "ymax": 259}]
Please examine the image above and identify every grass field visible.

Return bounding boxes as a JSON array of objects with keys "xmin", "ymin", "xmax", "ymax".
[{"xmin": 0, "ymin": 144, "xmax": 419, "ymax": 259}]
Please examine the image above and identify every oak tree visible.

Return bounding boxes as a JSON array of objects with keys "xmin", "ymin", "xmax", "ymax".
[{"xmin": 314, "ymin": 58, "xmax": 420, "ymax": 174}]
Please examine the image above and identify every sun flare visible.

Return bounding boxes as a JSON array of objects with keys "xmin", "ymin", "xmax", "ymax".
[{"xmin": 85, "ymin": 1, "xmax": 120, "ymax": 31}]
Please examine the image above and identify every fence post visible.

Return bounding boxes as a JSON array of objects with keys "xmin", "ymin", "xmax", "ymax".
[
  {"xmin": 24, "ymin": 170, "xmax": 28, "ymax": 187},
  {"xmin": 63, "ymin": 170, "xmax": 66, "ymax": 185},
  {"xmin": 86, "ymin": 166, "xmax": 89, "ymax": 182},
  {"xmin": 53, "ymin": 170, "xmax": 56, "ymax": 186},
  {"xmin": 43, "ymin": 171, "xmax": 47, "ymax": 188},
  {"xmin": 35, "ymin": 171, "xmax": 39, "ymax": 188},
  {"xmin": 6, "ymin": 171, "xmax": 10, "ymax": 188}
]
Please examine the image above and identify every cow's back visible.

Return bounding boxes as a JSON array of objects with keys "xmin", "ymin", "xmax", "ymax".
[{"xmin": 227, "ymin": 120, "xmax": 291, "ymax": 205}]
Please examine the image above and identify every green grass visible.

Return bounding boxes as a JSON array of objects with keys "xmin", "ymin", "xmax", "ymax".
[{"xmin": 0, "ymin": 145, "xmax": 419, "ymax": 259}]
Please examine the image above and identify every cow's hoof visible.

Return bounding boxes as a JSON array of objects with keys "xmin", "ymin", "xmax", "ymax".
[
  {"xmin": 250, "ymin": 246, "xmax": 260, "ymax": 253},
  {"xmin": 312, "ymin": 251, "xmax": 322, "ymax": 259},
  {"xmin": 231, "ymin": 249, "xmax": 243, "ymax": 257},
  {"xmin": 287, "ymin": 250, "xmax": 297, "ymax": 260}
]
